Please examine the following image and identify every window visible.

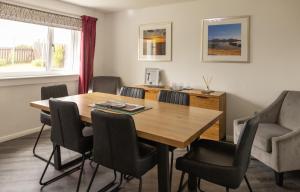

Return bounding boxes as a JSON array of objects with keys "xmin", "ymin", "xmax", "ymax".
[{"xmin": 0, "ymin": 19, "xmax": 80, "ymax": 76}]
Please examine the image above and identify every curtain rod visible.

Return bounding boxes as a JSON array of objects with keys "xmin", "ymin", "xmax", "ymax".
[{"xmin": 0, "ymin": 0, "xmax": 81, "ymax": 19}]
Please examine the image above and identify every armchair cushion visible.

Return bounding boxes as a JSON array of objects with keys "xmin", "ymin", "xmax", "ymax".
[
  {"xmin": 234, "ymin": 123, "xmax": 291, "ymax": 153},
  {"xmin": 279, "ymin": 91, "xmax": 300, "ymax": 131},
  {"xmin": 254, "ymin": 124, "xmax": 291, "ymax": 153}
]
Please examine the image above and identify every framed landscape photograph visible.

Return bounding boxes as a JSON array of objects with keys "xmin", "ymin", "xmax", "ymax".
[
  {"xmin": 202, "ymin": 16, "xmax": 250, "ymax": 63},
  {"xmin": 139, "ymin": 22, "xmax": 172, "ymax": 61}
]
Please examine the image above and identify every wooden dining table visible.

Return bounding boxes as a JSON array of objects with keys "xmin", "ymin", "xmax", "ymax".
[{"xmin": 30, "ymin": 92, "xmax": 222, "ymax": 192}]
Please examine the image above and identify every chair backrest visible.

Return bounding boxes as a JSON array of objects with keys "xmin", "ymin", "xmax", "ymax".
[
  {"xmin": 120, "ymin": 86, "xmax": 145, "ymax": 99},
  {"xmin": 234, "ymin": 116, "xmax": 259, "ymax": 176},
  {"xmin": 279, "ymin": 91, "xmax": 300, "ymax": 131},
  {"xmin": 91, "ymin": 76, "xmax": 121, "ymax": 94},
  {"xmin": 158, "ymin": 90, "xmax": 189, "ymax": 106},
  {"xmin": 91, "ymin": 110, "xmax": 140, "ymax": 176},
  {"xmin": 41, "ymin": 84, "xmax": 68, "ymax": 100},
  {"xmin": 49, "ymin": 100, "xmax": 85, "ymax": 153}
]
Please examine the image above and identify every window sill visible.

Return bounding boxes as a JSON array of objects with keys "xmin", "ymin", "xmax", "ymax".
[{"xmin": 0, "ymin": 73, "xmax": 79, "ymax": 87}]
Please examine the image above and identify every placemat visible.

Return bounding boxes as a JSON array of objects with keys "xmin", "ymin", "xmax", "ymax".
[{"xmin": 92, "ymin": 105, "xmax": 152, "ymax": 115}]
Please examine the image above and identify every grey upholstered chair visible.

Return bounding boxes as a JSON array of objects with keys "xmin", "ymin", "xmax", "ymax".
[
  {"xmin": 88, "ymin": 110, "xmax": 157, "ymax": 192},
  {"xmin": 120, "ymin": 86, "xmax": 145, "ymax": 99},
  {"xmin": 234, "ymin": 91, "xmax": 300, "ymax": 186},
  {"xmin": 39, "ymin": 100, "xmax": 93, "ymax": 192},
  {"xmin": 176, "ymin": 116, "xmax": 259, "ymax": 192},
  {"xmin": 33, "ymin": 84, "xmax": 68, "ymax": 164},
  {"xmin": 90, "ymin": 76, "xmax": 121, "ymax": 94}
]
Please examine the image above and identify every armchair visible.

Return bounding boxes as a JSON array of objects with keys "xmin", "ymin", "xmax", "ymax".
[{"xmin": 234, "ymin": 91, "xmax": 300, "ymax": 186}]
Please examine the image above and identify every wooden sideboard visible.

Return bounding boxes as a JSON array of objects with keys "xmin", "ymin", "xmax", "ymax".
[{"xmin": 134, "ymin": 85, "xmax": 226, "ymax": 141}]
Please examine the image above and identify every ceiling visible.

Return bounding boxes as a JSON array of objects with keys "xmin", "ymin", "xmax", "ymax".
[{"xmin": 59, "ymin": 0, "xmax": 196, "ymax": 12}]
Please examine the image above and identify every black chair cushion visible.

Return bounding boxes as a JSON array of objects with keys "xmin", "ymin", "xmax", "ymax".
[
  {"xmin": 91, "ymin": 110, "xmax": 157, "ymax": 178},
  {"xmin": 40, "ymin": 84, "xmax": 68, "ymax": 122},
  {"xmin": 158, "ymin": 90, "xmax": 189, "ymax": 106},
  {"xmin": 120, "ymin": 87, "xmax": 145, "ymax": 99},
  {"xmin": 40, "ymin": 112, "xmax": 51, "ymax": 126},
  {"xmin": 41, "ymin": 84, "xmax": 68, "ymax": 100},
  {"xmin": 49, "ymin": 100, "xmax": 93, "ymax": 154},
  {"xmin": 79, "ymin": 136, "xmax": 93, "ymax": 154},
  {"xmin": 91, "ymin": 76, "xmax": 121, "ymax": 94},
  {"xmin": 176, "ymin": 139, "xmax": 241, "ymax": 188}
]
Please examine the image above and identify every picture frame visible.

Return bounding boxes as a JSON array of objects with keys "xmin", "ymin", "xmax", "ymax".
[
  {"xmin": 144, "ymin": 68, "xmax": 160, "ymax": 86},
  {"xmin": 139, "ymin": 22, "xmax": 172, "ymax": 61},
  {"xmin": 202, "ymin": 16, "xmax": 250, "ymax": 63}
]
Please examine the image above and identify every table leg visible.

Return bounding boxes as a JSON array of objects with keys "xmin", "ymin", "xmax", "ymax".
[
  {"xmin": 188, "ymin": 173, "xmax": 197, "ymax": 192},
  {"xmin": 53, "ymin": 144, "xmax": 85, "ymax": 171},
  {"xmin": 53, "ymin": 144, "xmax": 62, "ymax": 170},
  {"xmin": 157, "ymin": 143, "xmax": 170, "ymax": 192}
]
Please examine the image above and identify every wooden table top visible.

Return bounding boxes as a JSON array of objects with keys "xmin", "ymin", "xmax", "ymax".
[{"xmin": 30, "ymin": 92, "xmax": 222, "ymax": 148}]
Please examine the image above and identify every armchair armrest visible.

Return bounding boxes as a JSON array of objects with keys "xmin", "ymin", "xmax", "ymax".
[
  {"xmin": 272, "ymin": 130, "xmax": 300, "ymax": 172},
  {"xmin": 233, "ymin": 116, "xmax": 252, "ymax": 127},
  {"xmin": 233, "ymin": 116, "xmax": 253, "ymax": 144},
  {"xmin": 258, "ymin": 91, "xmax": 288, "ymax": 123}
]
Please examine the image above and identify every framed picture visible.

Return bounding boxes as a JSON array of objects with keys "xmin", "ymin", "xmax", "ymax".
[
  {"xmin": 144, "ymin": 68, "xmax": 160, "ymax": 86},
  {"xmin": 202, "ymin": 16, "xmax": 250, "ymax": 63},
  {"xmin": 139, "ymin": 22, "xmax": 172, "ymax": 61}
]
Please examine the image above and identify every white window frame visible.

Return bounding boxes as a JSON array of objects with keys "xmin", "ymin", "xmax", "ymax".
[{"xmin": 0, "ymin": 19, "xmax": 81, "ymax": 79}]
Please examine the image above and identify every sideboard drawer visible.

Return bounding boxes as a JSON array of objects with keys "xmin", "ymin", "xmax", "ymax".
[
  {"xmin": 190, "ymin": 95, "xmax": 220, "ymax": 110},
  {"xmin": 145, "ymin": 90, "xmax": 158, "ymax": 100}
]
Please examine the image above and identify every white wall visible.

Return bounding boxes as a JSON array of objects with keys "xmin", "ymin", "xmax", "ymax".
[
  {"xmin": 102, "ymin": 0, "xmax": 300, "ymax": 138},
  {"xmin": 0, "ymin": 0, "xmax": 105, "ymax": 141}
]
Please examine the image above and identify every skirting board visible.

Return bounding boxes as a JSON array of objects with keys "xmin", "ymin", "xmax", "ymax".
[{"xmin": 0, "ymin": 126, "xmax": 50, "ymax": 143}]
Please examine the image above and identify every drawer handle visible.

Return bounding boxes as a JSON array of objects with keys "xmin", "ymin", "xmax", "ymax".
[{"xmin": 196, "ymin": 95, "xmax": 209, "ymax": 99}]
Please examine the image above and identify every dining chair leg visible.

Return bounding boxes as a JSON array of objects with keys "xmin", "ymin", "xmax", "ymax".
[
  {"xmin": 33, "ymin": 124, "xmax": 45, "ymax": 155},
  {"xmin": 76, "ymin": 154, "xmax": 86, "ymax": 192},
  {"xmin": 226, "ymin": 187, "xmax": 229, "ymax": 192},
  {"xmin": 111, "ymin": 173, "xmax": 124, "ymax": 192},
  {"xmin": 97, "ymin": 170, "xmax": 118, "ymax": 192},
  {"xmin": 39, "ymin": 145, "xmax": 56, "ymax": 185},
  {"xmin": 138, "ymin": 177, "xmax": 143, "ymax": 192},
  {"xmin": 87, "ymin": 163, "xmax": 99, "ymax": 192},
  {"xmin": 244, "ymin": 175, "xmax": 253, "ymax": 192},
  {"xmin": 177, "ymin": 172, "xmax": 185, "ymax": 192},
  {"xmin": 197, "ymin": 178, "xmax": 205, "ymax": 192},
  {"xmin": 39, "ymin": 145, "xmax": 81, "ymax": 187},
  {"xmin": 170, "ymin": 151, "xmax": 174, "ymax": 189},
  {"xmin": 33, "ymin": 124, "xmax": 54, "ymax": 165},
  {"xmin": 124, "ymin": 174, "xmax": 134, "ymax": 181}
]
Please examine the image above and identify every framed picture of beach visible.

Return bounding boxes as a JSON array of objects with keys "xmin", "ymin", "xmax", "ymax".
[
  {"xmin": 202, "ymin": 16, "xmax": 250, "ymax": 63},
  {"xmin": 139, "ymin": 22, "xmax": 172, "ymax": 61}
]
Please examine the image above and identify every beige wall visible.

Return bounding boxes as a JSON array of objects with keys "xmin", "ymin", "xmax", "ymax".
[
  {"xmin": 0, "ymin": 0, "xmax": 105, "ymax": 141},
  {"xmin": 102, "ymin": 0, "xmax": 300, "ymax": 139}
]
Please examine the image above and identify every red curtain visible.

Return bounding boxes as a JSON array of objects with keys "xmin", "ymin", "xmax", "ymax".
[{"xmin": 78, "ymin": 15, "xmax": 98, "ymax": 94}]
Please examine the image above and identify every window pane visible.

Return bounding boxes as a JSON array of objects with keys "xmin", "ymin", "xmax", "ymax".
[
  {"xmin": 0, "ymin": 19, "xmax": 48, "ymax": 73},
  {"xmin": 51, "ymin": 28, "xmax": 80, "ymax": 72}
]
